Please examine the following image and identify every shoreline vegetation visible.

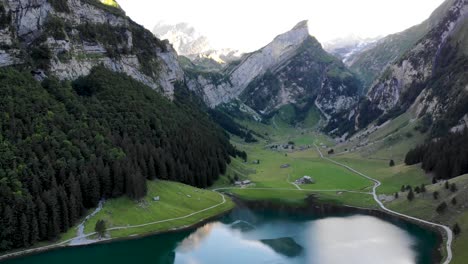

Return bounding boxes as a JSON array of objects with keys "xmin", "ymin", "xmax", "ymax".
[
  {"xmin": 0, "ymin": 189, "xmax": 444, "ymax": 263},
  {"xmin": 0, "ymin": 121, "xmax": 462, "ymax": 263}
]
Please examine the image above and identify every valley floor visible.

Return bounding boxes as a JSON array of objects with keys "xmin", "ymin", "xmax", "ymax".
[
  {"xmin": 2, "ymin": 110, "xmax": 466, "ymax": 264},
  {"xmin": 213, "ymin": 113, "xmax": 466, "ymax": 264}
]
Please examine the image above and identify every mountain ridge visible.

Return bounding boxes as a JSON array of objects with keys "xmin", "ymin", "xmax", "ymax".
[{"xmin": 0, "ymin": 0, "xmax": 184, "ymax": 97}]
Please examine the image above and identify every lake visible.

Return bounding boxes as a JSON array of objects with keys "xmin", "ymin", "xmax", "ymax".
[{"xmin": 3, "ymin": 207, "xmax": 439, "ymax": 264}]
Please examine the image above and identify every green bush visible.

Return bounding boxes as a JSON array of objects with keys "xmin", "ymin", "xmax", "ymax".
[
  {"xmin": 48, "ymin": 0, "xmax": 70, "ymax": 13},
  {"xmin": 44, "ymin": 16, "xmax": 67, "ymax": 40},
  {"xmin": 30, "ymin": 45, "xmax": 52, "ymax": 69}
]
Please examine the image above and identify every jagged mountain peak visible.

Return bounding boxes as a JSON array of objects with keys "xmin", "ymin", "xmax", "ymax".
[
  {"xmin": 292, "ymin": 20, "xmax": 309, "ymax": 30},
  {"xmin": 153, "ymin": 21, "xmax": 212, "ymax": 56},
  {"xmin": 153, "ymin": 21, "xmax": 242, "ymax": 66}
]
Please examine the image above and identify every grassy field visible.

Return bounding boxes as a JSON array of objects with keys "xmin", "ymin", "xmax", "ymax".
[
  {"xmin": 82, "ymin": 181, "xmax": 234, "ymax": 238},
  {"xmin": 216, "ymin": 117, "xmax": 376, "ymax": 208},
  {"xmin": 221, "ymin": 112, "xmax": 468, "ymax": 263},
  {"xmin": 332, "ymin": 154, "xmax": 431, "ymax": 194},
  {"xmin": 388, "ymin": 174, "xmax": 468, "ymax": 264}
]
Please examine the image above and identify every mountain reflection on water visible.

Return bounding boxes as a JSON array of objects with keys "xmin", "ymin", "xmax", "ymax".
[{"xmin": 3, "ymin": 208, "xmax": 439, "ymax": 264}]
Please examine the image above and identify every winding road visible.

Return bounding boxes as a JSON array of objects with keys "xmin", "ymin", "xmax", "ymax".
[
  {"xmin": 0, "ymin": 147, "xmax": 453, "ymax": 264},
  {"xmin": 313, "ymin": 144, "xmax": 453, "ymax": 264}
]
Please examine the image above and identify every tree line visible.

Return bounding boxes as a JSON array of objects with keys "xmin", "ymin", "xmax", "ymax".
[
  {"xmin": 0, "ymin": 66, "xmax": 243, "ymax": 252},
  {"xmin": 405, "ymin": 130, "xmax": 468, "ymax": 180}
]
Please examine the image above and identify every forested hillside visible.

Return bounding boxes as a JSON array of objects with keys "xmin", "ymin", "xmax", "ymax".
[
  {"xmin": 405, "ymin": 131, "xmax": 468, "ymax": 181},
  {"xmin": 0, "ymin": 66, "xmax": 239, "ymax": 252}
]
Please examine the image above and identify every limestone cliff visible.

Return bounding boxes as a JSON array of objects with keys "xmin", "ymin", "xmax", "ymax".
[
  {"xmin": 0, "ymin": 0, "xmax": 183, "ymax": 97},
  {"xmin": 186, "ymin": 21, "xmax": 361, "ymax": 119}
]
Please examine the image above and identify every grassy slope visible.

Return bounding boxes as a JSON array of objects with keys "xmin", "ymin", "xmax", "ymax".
[
  {"xmin": 329, "ymin": 110, "xmax": 467, "ymax": 263},
  {"xmin": 221, "ymin": 110, "xmax": 467, "ymax": 262},
  {"xmin": 333, "ymin": 154, "xmax": 431, "ymax": 195},
  {"xmin": 82, "ymin": 181, "xmax": 234, "ymax": 238},
  {"xmin": 388, "ymin": 174, "xmax": 468, "ymax": 264}
]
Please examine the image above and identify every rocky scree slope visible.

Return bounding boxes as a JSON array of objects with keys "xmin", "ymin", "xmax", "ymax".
[{"xmin": 0, "ymin": 0, "xmax": 183, "ymax": 97}]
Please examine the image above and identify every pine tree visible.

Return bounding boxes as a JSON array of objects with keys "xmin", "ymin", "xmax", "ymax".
[
  {"xmin": 0, "ymin": 205, "xmax": 15, "ymax": 250},
  {"xmin": 19, "ymin": 213, "xmax": 30, "ymax": 247},
  {"xmin": 420, "ymin": 184, "xmax": 426, "ymax": 193},
  {"xmin": 453, "ymin": 223, "xmax": 461, "ymax": 236},
  {"xmin": 112, "ymin": 161, "xmax": 124, "ymax": 197},
  {"xmin": 407, "ymin": 189, "xmax": 415, "ymax": 201},
  {"xmin": 148, "ymin": 156, "xmax": 156, "ymax": 180},
  {"xmin": 450, "ymin": 183, "xmax": 457, "ymax": 192},
  {"xmin": 451, "ymin": 197, "xmax": 457, "ymax": 205},
  {"xmin": 35, "ymin": 197, "xmax": 48, "ymax": 240},
  {"xmin": 95, "ymin": 219, "xmax": 107, "ymax": 238},
  {"xmin": 415, "ymin": 186, "xmax": 421, "ymax": 193},
  {"xmin": 436, "ymin": 202, "xmax": 447, "ymax": 214},
  {"xmin": 86, "ymin": 171, "xmax": 100, "ymax": 207},
  {"xmin": 57, "ymin": 187, "xmax": 70, "ymax": 232},
  {"xmin": 30, "ymin": 213, "xmax": 39, "ymax": 245},
  {"xmin": 101, "ymin": 165, "xmax": 112, "ymax": 198}
]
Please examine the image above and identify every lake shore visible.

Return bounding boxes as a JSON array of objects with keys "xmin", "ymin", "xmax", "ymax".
[
  {"xmin": 232, "ymin": 194, "xmax": 444, "ymax": 264},
  {"xmin": 1, "ymin": 192, "xmax": 443, "ymax": 263}
]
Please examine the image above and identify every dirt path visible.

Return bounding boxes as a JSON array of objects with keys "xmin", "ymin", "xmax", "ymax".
[
  {"xmin": 287, "ymin": 174, "xmax": 302, "ymax": 190},
  {"xmin": 314, "ymin": 144, "xmax": 453, "ymax": 264},
  {"xmin": 0, "ymin": 192, "xmax": 228, "ymax": 261},
  {"xmin": 69, "ymin": 200, "xmax": 105, "ymax": 246}
]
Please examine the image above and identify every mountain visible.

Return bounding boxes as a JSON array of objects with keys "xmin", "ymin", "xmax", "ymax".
[
  {"xmin": 0, "ymin": 0, "xmax": 240, "ymax": 253},
  {"xmin": 361, "ymin": 0, "xmax": 467, "ymax": 133},
  {"xmin": 186, "ymin": 21, "xmax": 361, "ymax": 119},
  {"xmin": 153, "ymin": 21, "xmax": 242, "ymax": 67},
  {"xmin": 323, "ymin": 35, "xmax": 380, "ymax": 64},
  {"xmin": 323, "ymin": 0, "xmax": 468, "ymax": 138},
  {"xmin": 347, "ymin": 0, "xmax": 463, "ymax": 92},
  {"xmin": 153, "ymin": 21, "xmax": 211, "ymax": 56}
]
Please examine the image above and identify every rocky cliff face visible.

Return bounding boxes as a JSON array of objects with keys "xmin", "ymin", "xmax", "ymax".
[
  {"xmin": 346, "ymin": 0, "xmax": 461, "ymax": 92},
  {"xmin": 186, "ymin": 21, "xmax": 361, "ymax": 118},
  {"xmin": 0, "ymin": 0, "xmax": 183, "ymax": 97},
  {"xmin": 356, "ymin": 0, "xmax": 468, "ymax": 133},
  {"xmin": 367, "ymin": 0, "xmax": 467, "ymax": 112}
]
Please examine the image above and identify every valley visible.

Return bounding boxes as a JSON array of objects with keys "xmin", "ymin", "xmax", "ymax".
[{"xmin": 0, "ymin": 0, "xmax": 466, "ymax": 263}]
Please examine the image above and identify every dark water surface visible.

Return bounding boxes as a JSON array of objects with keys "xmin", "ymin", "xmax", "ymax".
[{"xmin": 4, "ymin": 207, "xmax": 439, "ymax": 264}]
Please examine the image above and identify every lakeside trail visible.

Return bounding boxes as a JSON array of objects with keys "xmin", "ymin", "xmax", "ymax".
[
  {"xmin": 0, "ymin": 192, "xmax": 227, "ymax": 261},
  {"xmin": 313, "ymin": 144, "xmax": 453, "ymax": 264},
  {"xmin": 70, "ymin": 200, "xmax": 105, "ymax": 246},
  {"xmin": 0, "ymin": 146, "xmax": 453, "ymax": 263}
]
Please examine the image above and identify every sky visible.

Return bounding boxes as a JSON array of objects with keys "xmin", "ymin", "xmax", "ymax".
[{"xmin": 117, "ymin": 0, "xmax": 446, "ymax": 52}]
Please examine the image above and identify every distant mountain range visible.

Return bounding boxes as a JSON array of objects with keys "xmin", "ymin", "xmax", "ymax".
[
  {"xmin": 323, "ymin": 35, "xmax": 381, "ymax": 64},
  {"xmin": 153, "ymin": 21, "xmax": 243, "ymax": 68}
]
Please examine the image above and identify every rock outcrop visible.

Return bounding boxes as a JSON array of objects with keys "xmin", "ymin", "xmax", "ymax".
[
  {"xmin": 0, "ymin": 0, "xmax": 184, "ymax": 97},
  {"xmin": 349, "ymin": 0, "xmax": 468, "ymax": 134}
]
